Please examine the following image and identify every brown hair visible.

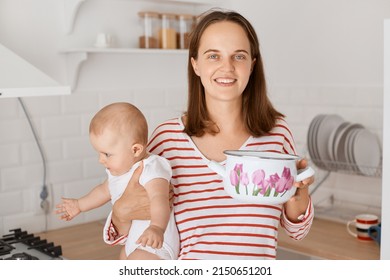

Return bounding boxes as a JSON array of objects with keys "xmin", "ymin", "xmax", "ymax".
[
  {"xmin": 184, "ymin": 9, "xmax": 284, "ymax": 137},
  {"xmin": 89, "ymin": 102, "xmax": 148, "ymax": 145}
]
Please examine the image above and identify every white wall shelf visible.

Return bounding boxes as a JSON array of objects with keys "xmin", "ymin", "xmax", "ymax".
[
  {"xmin": 62, "ymin": 47, "xmax": 188, "ymax": 54},
  {"xmin": 61, "ymin": 0, "xmax": 212, "ymax": 90},
  {"xmin": 60, "ymin": 48, "xmax": 188, "ymax": 90},
  {"xmin": 63, "ymin": 0, "xmax": 219, "ymax": 34}
]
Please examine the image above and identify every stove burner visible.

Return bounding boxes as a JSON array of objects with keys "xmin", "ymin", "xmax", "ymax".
[
  {"xmin": 0, "ymin": 240, "xmax": 14, "ymax": 256},
  {"xmin": 5, "ymin": 252, "xmax": 39, "ymax": 260},
  {"xmin": 0, "ymin": 228, "xmax": 62, "ymax": 260}
]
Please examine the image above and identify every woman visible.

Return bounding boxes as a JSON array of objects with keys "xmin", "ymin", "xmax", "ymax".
[{"xmin": 112, "ymin": 9, "xmax": 314, "ymax": 260}]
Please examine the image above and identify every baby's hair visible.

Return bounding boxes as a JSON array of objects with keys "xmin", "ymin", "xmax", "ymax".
[{"xmin": 89, "ymin": 102, "xmax": 148, "ymax": 145}]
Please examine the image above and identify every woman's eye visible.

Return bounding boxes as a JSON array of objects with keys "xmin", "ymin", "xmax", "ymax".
[
  {"xmin": 208, "ymin": 54, "xmax": 218, "ymax": 59},
  {"xmin": 235, "ymin": 54, "xmax": 246, "ymax": 60}
]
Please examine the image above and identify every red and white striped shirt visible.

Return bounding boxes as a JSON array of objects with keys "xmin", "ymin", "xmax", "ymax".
[{"xmin": 147, "ymin": 117, "xmax": 314, "ymax": 260}]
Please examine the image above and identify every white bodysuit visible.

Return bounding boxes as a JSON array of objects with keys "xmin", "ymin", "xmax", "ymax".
[{"xmin": 103, "ymin": 154, "xmax": 180, "ymax": 259}]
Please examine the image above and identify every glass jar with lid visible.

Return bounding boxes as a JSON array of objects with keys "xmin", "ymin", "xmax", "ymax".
[
  {"xmin": 138, "ymin": 11, "xmax": 160, "ymax": 48},
  {"xmin": 159, "ymin": 13, "xmax": 177, "ymax": 49},
  {"xmin": 177, "ymin": 14, "xmax": 194, "ymax": 49}
]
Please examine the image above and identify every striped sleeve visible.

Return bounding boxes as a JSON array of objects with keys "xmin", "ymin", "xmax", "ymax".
[{"xmin": 280, "ymin": 197, "xmax": 314, "ymax": 240}]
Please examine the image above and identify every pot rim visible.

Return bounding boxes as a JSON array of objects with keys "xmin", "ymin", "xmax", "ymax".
[{"xmin": 223, "ymin": 150, "xmax": 299, "ymax": 160}]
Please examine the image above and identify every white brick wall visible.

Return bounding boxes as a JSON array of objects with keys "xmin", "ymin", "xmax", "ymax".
[{"xmin": 0, "ymin": 84, "xmax": 383, "ymax": 235}]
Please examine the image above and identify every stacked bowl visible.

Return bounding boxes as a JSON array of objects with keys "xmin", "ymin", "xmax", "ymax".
[{"xmin": 307, "ymin": 114, "xmax": 382, "ymax": 176}]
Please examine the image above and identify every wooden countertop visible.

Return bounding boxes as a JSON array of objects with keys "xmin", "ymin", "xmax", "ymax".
[
  {"xmin": 38, "ymin": 221, "xmax": 121, "ymax": 260},
  {"xmin": 37, "ymin": 218, "xmax": 380, "ymax": 260},
  {"xmin": 278, "ymin": 217, "xmax": 380, "ymax": 260}
]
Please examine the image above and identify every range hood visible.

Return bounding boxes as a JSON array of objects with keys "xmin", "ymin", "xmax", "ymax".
[{"xmin": 0, "ymin": 43, "xmax": 70, "ymax": 98}]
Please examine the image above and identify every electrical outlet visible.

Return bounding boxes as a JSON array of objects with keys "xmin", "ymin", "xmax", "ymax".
[
  {"xmin": 34, "ymin": 184, "xmax": 52, "ymax": 215},
  {"xmin": 40, "ymin": 199, "xmax": 50, "ymax": 214}
]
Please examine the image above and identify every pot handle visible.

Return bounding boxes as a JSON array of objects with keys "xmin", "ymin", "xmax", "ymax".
[
  {"xmin": 207, "ymin": 160, "xmax": 226, "ymax": 177},
  {"xmin": 296, "ymin": 166, "xmax": 315, "ymax": 182}
]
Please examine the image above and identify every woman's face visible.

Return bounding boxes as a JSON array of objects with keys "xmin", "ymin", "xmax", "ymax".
[{"xmin": 191, "ymin": 20, "xmax": 256, "ymax": 105}]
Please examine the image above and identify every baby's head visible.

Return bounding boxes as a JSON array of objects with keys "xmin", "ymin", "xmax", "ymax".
[{"xmin": 89, "ymin": 102, "xmax": 148, "ymax": 175}]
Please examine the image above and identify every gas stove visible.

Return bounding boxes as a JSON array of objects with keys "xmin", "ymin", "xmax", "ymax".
[{"xmin": 0, "ymin": 228, "xmax": 63, "ymax": 260}]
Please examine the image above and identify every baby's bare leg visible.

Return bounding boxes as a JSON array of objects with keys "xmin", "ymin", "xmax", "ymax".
[
  {"xmin": 115, "ymin": 220, "xmax": 131, "ymax": 238},
  {"xmin": 127, "ymin": 249, "xmax": 161, "ymax": 260}
]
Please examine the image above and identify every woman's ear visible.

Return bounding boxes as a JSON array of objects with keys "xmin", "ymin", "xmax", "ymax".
[
  {"xmin": 251, "ymin": 58, "xmax": 256, "ymax": 72},
  {"xmin": 131, "ymin": 143, "xmax": 144, "ymax": 157},
  {"xmin": 191, "ymin": 57, "xmax": 200, "ymax": 76}
]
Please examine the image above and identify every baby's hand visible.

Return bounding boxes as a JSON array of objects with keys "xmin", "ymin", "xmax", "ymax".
[
  {"xmin": 55, "ymin": 198, "xmax": 81, "ymax": 221},
  {"xmin": 136, "ymin": 225, "xmax": 164, "ymax": 249}
]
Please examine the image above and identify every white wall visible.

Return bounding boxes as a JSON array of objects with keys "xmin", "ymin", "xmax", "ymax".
[
  {"xmin": 0, "ymin": 0, "xmax": 389, "ymax": 258},
  {"xmin": 381, "ymin": 19, "xmax": 390, "ymax": 259},
  {"xmin": 231, "ymin": 0, "xmax": 387, "ymax": 86}
]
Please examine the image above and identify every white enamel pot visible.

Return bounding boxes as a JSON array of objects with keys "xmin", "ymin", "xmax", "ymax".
[{"xmin": 208, "ymin": 150, "xmax": 315, "ymax": 204}]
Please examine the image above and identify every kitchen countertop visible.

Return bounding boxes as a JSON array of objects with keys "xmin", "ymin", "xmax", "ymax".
[
  {"xmin": 38, "ymin": 221, "xmax": 121, "ymax": 260},
  {"xmin": 277, "ymin": 217, "xmax": 380, "ymax": 260},
  {"xmin": 37, "ymin": 218, "xmax": 380, "ymax": 260}
]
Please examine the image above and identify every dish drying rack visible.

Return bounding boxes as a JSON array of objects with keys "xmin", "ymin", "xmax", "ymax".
[
  {"xmin": 307, "ymin": 156, "xmax": 382, "ymax": 196},
  {"xmin": 310, "ymin": 157, "xmax": 382, "ymax": 178},
  {"xmin": 306, "ymin": 113, "xmax": 383, "ymax": 197},
  {"xmin": 307, "ymin": 156, "xmax": 382, "ymax": 223}
]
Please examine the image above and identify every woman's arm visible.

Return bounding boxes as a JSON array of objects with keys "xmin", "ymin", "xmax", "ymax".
[
  {"xmin": 112, "ymin": 162, "xmax": 151, "ymax": 229},
  {"xmin": 111, "ymin": 161, "xmax": 174, "ymax": 237}
]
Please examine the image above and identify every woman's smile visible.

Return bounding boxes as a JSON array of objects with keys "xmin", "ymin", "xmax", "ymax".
[{"xmin": 214, "ymin": 77, "xmax": 237, "ymax": 86}]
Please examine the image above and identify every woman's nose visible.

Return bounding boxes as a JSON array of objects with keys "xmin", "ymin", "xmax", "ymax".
[{"xmin": 220, "ymin": 58, "xmax": 235, "ymax": 72}]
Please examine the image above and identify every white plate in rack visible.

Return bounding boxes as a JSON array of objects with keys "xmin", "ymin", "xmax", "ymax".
[
  {"xmin": 316, "ymin": 114, "xmax": 344, "ymax": 169},
  {"xmin": 352, "ymin": 129, "xmax": 381, "ymax": 176},
  {"xmin": 307, "ymin": 115, "xmax": 324, "ymax": 162},
  {"xmin": 334, "ymin": 123, "xmax": 364, "ymax": 168},
  {"xmin": 345, "ymin": 128, "xmax": 361, "ymax": 172},
  {"xmin": 327, "ymin": 121, "xmax": 349, "ymax": 162}
]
